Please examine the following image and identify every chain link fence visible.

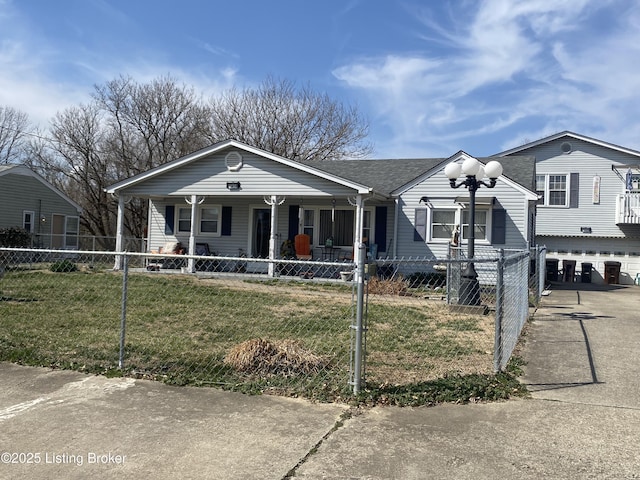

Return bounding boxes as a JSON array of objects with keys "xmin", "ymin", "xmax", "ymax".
[{"xmin": 0, "ymin": 245, "xmax": 543, "ymax": 399}]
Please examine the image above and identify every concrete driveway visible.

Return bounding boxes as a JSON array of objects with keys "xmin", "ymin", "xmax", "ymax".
[{"xmin": 1, "ymin": 282, "xmax": 639, "ymax": 479}]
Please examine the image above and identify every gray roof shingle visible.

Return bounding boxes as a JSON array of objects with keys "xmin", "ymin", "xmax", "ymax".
[{"xmin": 305, "ymin": 155, "xmax": 535, "ymax": 196}]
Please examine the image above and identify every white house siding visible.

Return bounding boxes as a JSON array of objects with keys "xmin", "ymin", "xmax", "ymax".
[
  {"xmin": 122, "ymin": 151, "xmax": 361, "ymax": 198},
  {"xmin": 503, "ymin": 136, "xmax": 640, "ymax": 284},
  {"xmin": 509, "ymin": 138, "xmax": 635, "ymax": 238},
  {"xmin": 395, "ymin": 171, "xmax": 532, "ymax": 260}
]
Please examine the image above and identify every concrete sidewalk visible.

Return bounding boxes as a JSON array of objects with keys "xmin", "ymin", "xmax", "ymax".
[{"xmin": 2, "ymin": 282, "xmax": 639, "ymax": 479}]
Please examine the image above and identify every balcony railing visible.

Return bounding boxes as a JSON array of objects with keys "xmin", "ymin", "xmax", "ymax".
[{"xmin": 616, "ymin": 193, "xmax": 640, "ymax": 224}]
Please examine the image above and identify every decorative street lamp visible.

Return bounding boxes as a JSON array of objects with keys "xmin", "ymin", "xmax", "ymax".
[{"xmin": 444, "ymin": 157, "xmax": 503, "ymax": 305}]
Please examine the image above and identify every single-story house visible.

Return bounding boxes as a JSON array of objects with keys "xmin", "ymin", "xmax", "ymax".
[
  {"xmin": 0, "ymin": 165, "xmax": 82, "ymax": 248},
  {"xmin": 106, "ymin": 140, "xmax": 537, "ymax": 275},
  {"xmin": 498, "ymin": 131, "xmax": 640, "ymax": 285}
]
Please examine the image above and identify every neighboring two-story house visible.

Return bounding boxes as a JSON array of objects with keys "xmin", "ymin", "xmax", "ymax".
[{"xmin": 498, "ymin": 131, "xmax": 640, "ymax": 285}]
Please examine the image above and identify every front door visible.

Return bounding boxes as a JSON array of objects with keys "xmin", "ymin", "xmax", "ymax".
[
  {"xmin": 252, "ymin": 209, "xmax": 271, "ymax": 258},
  {"xmin": 52, "ymin": 214, "xmax": 65, "ymax": 249}
]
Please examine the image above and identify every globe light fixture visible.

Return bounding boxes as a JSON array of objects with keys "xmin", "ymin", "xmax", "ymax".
[{"xmin": 444, "ymin": 156, "xmax": 503, "ymax": 306}]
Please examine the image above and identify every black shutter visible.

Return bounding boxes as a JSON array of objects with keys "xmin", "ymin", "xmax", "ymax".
[
  {"xmin": 221, "ymin": 206, "xmax": 232, "ymax": 236},
  {"xmin": 569, "ymin": 172, "xmax": 579, "ymax": 208},
  {"xmin": 288, "ymin": 205, "xmax": 299, "ymax": 240},
  {"xmin": 374, "ymin": 206, "xmax": 387, "ymax": 252},
  {"xmin": 164, "ymin": 205, "xmax": 175, "ymax": 235},
  {"xmin": 492, "ymin": 208, "xmax": 506, "ymax": 245},
  {"xmin": 414, "ymin": 209, "xmax": 427, "ymax": 242}
]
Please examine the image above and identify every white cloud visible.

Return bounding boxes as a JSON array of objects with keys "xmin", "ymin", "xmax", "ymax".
[{"xmin": 334, "ymin": 0, "xmax": 640, "ymax": 157}]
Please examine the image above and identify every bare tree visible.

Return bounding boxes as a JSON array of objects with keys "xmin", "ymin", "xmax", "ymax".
[
  {"xmin": 31, "ymin": 76, "xmax": 214, "ymax": 243},
  {"xmin": 30, "ymin": 75, "xmax": 372, "ymax": 245},
  {"xmin": 209, "ymin": 77, "xmax": 372, "ymax": 161},
  {"xmin": 0, "ymin": 106, "xmax": 32, "ymax": 164}
]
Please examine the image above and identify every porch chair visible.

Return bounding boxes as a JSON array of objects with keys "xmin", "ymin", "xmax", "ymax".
[
  {"xmin": 194, "ymin": 242, "xmax": 217, "ymax": 272},
  {"xmin": 147, "ymin": 241, "xmax": 186, "ymax": 271},
  {"xmin": 294, "ymin": 234, "xmax": 313, "ymax": 260}
]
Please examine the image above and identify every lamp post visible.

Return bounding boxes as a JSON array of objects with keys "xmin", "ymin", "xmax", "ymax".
[{"xmin": 444, "ymin": 157, "xmax": 503, "ymax": 305}]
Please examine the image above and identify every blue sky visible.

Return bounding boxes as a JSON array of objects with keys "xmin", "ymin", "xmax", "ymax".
[{"xmin": 1, "ymin": 0, "xmax": 639, "ymax": 158}]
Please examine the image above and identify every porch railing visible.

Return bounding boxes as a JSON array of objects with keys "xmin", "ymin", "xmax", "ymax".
[{"xmin": 615, "ymin": 193, "xmax": 640, "ymax": 224}]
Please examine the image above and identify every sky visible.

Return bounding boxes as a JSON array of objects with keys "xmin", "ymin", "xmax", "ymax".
[{"xmin": 1, "ymin": 0, "xmax": 640, "ymax": 159}]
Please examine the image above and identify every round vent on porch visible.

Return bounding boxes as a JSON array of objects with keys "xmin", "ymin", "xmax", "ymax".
[
  {"xmin": 560, "ymin": 142, "xmax": 572, "ymax": 154},
  {"xmin": 225, "ymin": 151, "xmax": 243, "ymax": 171}
]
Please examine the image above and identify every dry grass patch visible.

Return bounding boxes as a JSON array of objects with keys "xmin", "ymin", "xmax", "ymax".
[{"xmin": 224, "ymin": 338, "xmax": 331, "ymax": 377}]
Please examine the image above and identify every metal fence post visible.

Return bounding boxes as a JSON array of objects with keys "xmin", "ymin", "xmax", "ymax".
[
  {"xmin": 118, "ymin": 254, "xmax": 129, "ymax": 369},
  {"xmin": 493, "ymin": 248, "xmax": 505, "ymax": 372},
  {"xmin": 351, "ymin": 243, "xmax": 367, "ymax": 394}
]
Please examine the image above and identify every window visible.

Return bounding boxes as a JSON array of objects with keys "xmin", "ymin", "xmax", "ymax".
[
  {"xmin": 319, "ymin": 209, "xmax": 354, "ymax": 246},
  {"xmin": 303, "ymin": 209, "xmax": 314, "ymax": 242},
  {"xmin": 431, "ymin": 209, "xmax": 456, "ymax": 240},
  {"xmin": 177, "ymin": 206, "xmax": 222, "ymax": 235},
  {"xmin": 536, "ymin": 174, "xmax": 569, "ymax": 206},
  {"xmin": 23, "ymin": 211, "xmax": 35, "ymax": 233},
  {"xmin": 548, "ymin": 175, "xmax": 567, "ymax": 206},
  {"xmin": 428, "ymin": 208, "xmax": 491, "ymax": 243},
  {"xmin": 65, "ymin": 216, "xmax": 79, "ymax": 249},
  {"xmin": 362, "ymin": 211, "xmax": 372, "ymax": 244},
  {"xmin": 178, "ymin": 207, "xmax": 191, "ymax": 232},
  {"xmin": 200, "ymin": 207, "xmax": 219, "ymax": 234},
  {"xmin": 462, "ymin": 210, "xmax": 487, "ymax": 241},
  {"xmin": 536, "ymin": 175, "xmax": 545, "ymax": 205}
]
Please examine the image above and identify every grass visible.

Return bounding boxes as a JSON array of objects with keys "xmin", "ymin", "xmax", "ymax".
[{"xmin": 0, "ymin": 267, "xmax": 527, "ymax": 405}]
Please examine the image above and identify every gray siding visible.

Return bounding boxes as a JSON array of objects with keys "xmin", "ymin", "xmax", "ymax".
[
  {"xmin": 0, "ymin": 172, "xmax": 79, "ymax": 234},
  {"xmin": 124, "ymin": 152, "xmax": 360, "ymax": 198},
  {"xmin": 396, "ymin": 171, "xmax": 531, "ymax": 258},
  {"xmin": 508, "ymin": 138, "xmax": 635, "ymax": 238}
]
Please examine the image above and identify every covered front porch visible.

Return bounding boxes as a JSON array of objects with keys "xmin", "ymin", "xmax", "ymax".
[{"xmin": 127, "ymin": 192, "xmax": 377, "ymax": 277}]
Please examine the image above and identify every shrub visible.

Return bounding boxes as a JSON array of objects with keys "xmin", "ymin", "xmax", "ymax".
[
  {"xmin": 367, "ymin": 277, "xmax": 407, "ymax": 295},
  {"xmin": 0, "ymin": 226, "xmax": 31, "ymax": 247},
  {"xmin": 405, "ymin": 271, "xmax": 446, "ymax": 289},
  {"xmin": 50, "ymin": 259, "xmax": 78, "ymax": 272}
]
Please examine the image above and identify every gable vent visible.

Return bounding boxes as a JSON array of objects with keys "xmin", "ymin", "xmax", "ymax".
[
  {"xmin": 560, "ymin": 142, "xmax": 572, "ymax": 154},
  {"xmin": 225, "ymin": 151, "xmax": 243, "ymax": 171}
]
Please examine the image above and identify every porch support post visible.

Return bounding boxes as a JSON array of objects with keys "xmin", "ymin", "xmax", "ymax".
[
  {"xmin": 268, "ymin": 195, "xmax": 278, "ymax": 277},
  {"xmin": 188, "ymin": 194, "xmax": 197, "ymax": 273},
  {"xmin": 353, "ymin": 194, "xmax": 365, "ymax": 266},
  {"xmin": 113, "ymin": 194, "xmax": 125, "ymax": 270}
]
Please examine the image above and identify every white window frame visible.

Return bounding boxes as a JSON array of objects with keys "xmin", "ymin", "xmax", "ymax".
[
  {"xmin": 429, "ymin": 208, "xmax": 457, "ymax": 242},
  {"xmin": 461, "ymin": 209, "xmax": 489, "ymax": 242},
  {"xmin": 428, "ymin": 206, "xmax": 492, "ymax": 244},
  {"xmin": 23, "ymin": 210, "xmax": 35, "ymax": 233},
  {"xmin": 199, "ymin": 206, "xmax": 221, "ymax": 236},
  {"xmin": 302, "ymin": 209, "xmax": 315, "ymax": 245},
  {"xmin": 65, "ymin": 215, "xmax": 80, "ymax": 249},
  {"xmin": 537, "ymin": 173, "xmax": 569, "ymax": 207},
  {"xmin": 177, "ymin": 207, "xmax": 192, "ymax": 233},
  {"xmin": 177, "ymin": 205, "xmax": 222, "ymax": 236}
]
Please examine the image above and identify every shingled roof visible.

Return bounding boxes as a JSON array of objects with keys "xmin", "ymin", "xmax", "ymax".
[{"xmin": 305, "ymin": 155, "xmax": 535, "ymax": 197}]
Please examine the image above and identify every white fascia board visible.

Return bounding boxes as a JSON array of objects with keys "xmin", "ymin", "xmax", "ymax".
[{"xmin": 105, "ymin": 139, "xmax": 372, "ymax": 196}]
